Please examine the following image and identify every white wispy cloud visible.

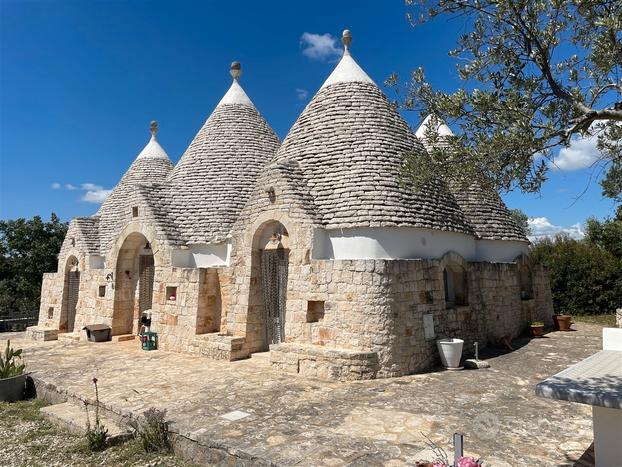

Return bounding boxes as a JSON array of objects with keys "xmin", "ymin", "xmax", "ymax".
[
  {"xmin": 296, "ymin": 88, "xmax": 309, "ymax": 100},
  {"xmin": 551, "ymin": 134, "xmax": 600, "ymax": 171},
  {"xmin": 300, "ymin": 32, "xmax": 342, "ymax": 62},
  {"xmin": 52, "ymin": 182, "xmax": 112, "ymax": 204},
  {"xmin": 81, "ymin": 187, "xmax": 112, "ymax": 203},
  {"xmin": 528, "ymin": 216, "xmax": 584, "ymax": 241}
]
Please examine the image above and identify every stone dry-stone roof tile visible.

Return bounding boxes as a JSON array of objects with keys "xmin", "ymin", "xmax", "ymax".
[
  {"xmin": 451, "ymin": 185, "xmax": 528, "ymax": 242},
  {"xmin": 232, "ymin": 159, "xmax": 322, "ymax": 234},
  {"xmin": 132, "ymin": 183, "xmax": 183, "ymax": 246},
  {"xmin": 415, "ymin": 115, "xmax": 528, "ymax": 242},
  {"xmin": 168, "ymin": 81, "xmax": 280, "ymax": 245},
  {"xmin": 96, "ymin": 130, "xmax": 174, "ymax": 253},
  {"xmin": 273, "ymin": 81, "xmax": 473, "ymax": 233},
  {"xmin": 73, "ymin": 216, "xmax": 101, "ymax": 255}
]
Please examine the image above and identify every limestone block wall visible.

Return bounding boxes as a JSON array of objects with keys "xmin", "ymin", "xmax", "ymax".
[{"xmin": 37, "ymin": 272, "xmax": 65, "ymax": 329}]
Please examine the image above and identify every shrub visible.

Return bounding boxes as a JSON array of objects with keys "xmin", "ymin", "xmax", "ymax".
[
  {"xmin": 530, "ymin": 234, "xmax": 622, "ymax": 316},
  {"xmin": 130, "ymin": 407, "xmax": 170, "ymax": 453},
  {"xmin": 0, "ymin": 340, "xmax": 26, "ymax": 379}
]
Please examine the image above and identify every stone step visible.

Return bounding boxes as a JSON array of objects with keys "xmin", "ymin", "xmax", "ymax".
[
  {"xmin": 40, "ymin": 402, "xmax": 132, "ymax": 444},
  {"xmin": 250, "ymin": 351, "xmax": 271, "ymax": 363},
  {"xmin": 57, "ymin": 332, "xmax": 81, "ymax": 344},
  {"xmin": 111, "ymin": 334, "xmax": 135, "ymax": 342}
]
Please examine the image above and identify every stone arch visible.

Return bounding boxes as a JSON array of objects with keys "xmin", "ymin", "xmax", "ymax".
[
  {"xmin": 247, "ymin": 218, "xmax": 291, "ymax": 352},
  {"xmin": 439, "ymin": 251, "xmax": 469, "ymax": 308},
  {"xmin": 59, "ymin": 255, "xmax": 81, "ymax": 332},
  {"xmin": 514, "ymin": 254, "xmax": 534, "ymax": 300},
  {"xmin": 111, "ymin": 231, "xmax": 156, "ymax": 336}
]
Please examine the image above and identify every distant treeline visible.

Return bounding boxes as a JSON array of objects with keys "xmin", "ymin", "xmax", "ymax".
[{"xmin": 0, "ymin": 214, "xmax": 67, "ymax": 319}]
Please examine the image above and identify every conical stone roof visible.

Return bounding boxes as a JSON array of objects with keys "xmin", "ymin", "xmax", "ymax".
[
  {"xmin": 273, "ymin": 31, "xmax": 472, "ymax": 232},
  {"xmin": 97, "ymin": 122, "xmax": 174, "ymax": 252},
  {"xmin": 168, "ymin": 62, "xmax": 280, "ymax": 244},
  {"xmin": 414, "ymin": 115, "xmax": 528, "ymax": 242}
]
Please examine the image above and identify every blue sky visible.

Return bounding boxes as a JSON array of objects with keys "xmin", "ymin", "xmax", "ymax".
[{"xmin": 1, "ymin": 0, "xmax": 617, "ymax": 238}]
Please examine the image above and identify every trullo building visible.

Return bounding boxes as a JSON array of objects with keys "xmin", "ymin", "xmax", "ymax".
[{"xmin": 29, "ymin": 30, "xmax": 553, "ymax": 381}]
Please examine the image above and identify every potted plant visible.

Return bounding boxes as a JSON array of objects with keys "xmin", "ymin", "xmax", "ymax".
[
  {"xmin": 552, "ymin": 314, "xmax": 572, "ymax": 331},
  {"xmin": 0, "ymin": 340, "xmax": 27, "ymax": 402},
  {"xmin": 529, "ymin": 321, "xmax": 545, "ymax": 338},
  {"xmin": 436, "ymin": 338, "xmax": 464, "ymax": 369}
]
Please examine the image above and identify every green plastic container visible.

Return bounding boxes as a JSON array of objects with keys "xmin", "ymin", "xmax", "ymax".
[{"xmin": 140, "ymin": 331, "xmax": 158, "ymax": 351}]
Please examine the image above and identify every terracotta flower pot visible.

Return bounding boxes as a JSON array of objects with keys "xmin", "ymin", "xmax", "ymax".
[
  {"xmin": 556, "ymin": 315, "xmax": 572, "ymax": 331},
  {"xmin": 552, "ymin": 314, "xmax": 560, "ymax": 330},
  {"xmin": 529, "ymin": 325, "xmax": 544, "ymax": 338}
]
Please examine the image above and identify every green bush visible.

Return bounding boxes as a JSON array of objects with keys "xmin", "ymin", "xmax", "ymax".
[{"xmin": 530, "ymin": 231, "xmax": 622, "ymax": 316}]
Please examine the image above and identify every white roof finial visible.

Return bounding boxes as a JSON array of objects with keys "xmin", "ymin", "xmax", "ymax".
[
  {"xmin": 230, "ymin": 61, "xmax": 241, "ymax": 81},
  {"xmin": 217, "ymin": 60, "xmax": 254, "ymax": 107},
  {"xmin": 136, "ymin": 120, "xmax": 169, "ymax": 159},
  {"xmin": 319, "ymin": 28, "xmax": 374, "ymax": 90},
  {"xmin": 342, "ymin": 29, "xmax": 352, "ymax": 54}
]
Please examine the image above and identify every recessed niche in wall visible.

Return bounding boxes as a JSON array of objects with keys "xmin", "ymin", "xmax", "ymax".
[
  {"xmin": 70, "ymin": 237, "xmax": 75, "ymax": 247},
  {"xmin": 306, "ymin": 300, "xmax": 325, "ymax": 323},
  {"xmin": 423, "ymin": 313, "xmax": 435, "ymax": 340},
  {"xmin": 166, "ymin": 286, "xmax": 178, "ymax": 301},
  {"xmin": 132, "ymin": 206, "xmax": 139, "ymax": 217},
  {"xmin": 98, "ymin": 285, "xmax": 106, "ymax": 297},
  {"xmin": 419, "ymin": 291, "xmax": 433, "ymax": 304},
  {"xmin": 47, "ymin": 307, "xmax": 54, "ymax": 319}
]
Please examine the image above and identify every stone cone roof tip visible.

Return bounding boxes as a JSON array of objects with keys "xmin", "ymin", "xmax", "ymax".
[
  {"xmin": 320, "ymin": 29, "xmax": 375, "ymax": 90},
  {"xmin": 136, "ymin": 121, "xmax": 171, "ymax": 160},
  {"xmin": 415, "ymin": 115, "xmax": 455, "ymax": 139},
  {"xmin": 217, "ymin": 61, "xmax": 254, "ymax": 107}
]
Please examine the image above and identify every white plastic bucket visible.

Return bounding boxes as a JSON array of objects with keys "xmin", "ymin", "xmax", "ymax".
[{"xmin": 436, "ymin": 338, "xmax": 464, "ymax": 368}]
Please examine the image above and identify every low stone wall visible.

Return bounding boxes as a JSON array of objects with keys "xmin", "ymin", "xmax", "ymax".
[{"xmin": 270, "ymin": 343, "xmax": 379, "ymax": 381}]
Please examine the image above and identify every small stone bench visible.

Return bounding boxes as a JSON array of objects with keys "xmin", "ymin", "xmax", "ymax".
[{"xmin": 270, "ymin": 342, "xmax": 379, "ymax": 381}]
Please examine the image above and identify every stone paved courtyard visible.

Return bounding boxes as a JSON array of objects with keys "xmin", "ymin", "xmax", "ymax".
[{"xmin": 1, "ymin": 324, "xmax": 603, "ymax": 466}]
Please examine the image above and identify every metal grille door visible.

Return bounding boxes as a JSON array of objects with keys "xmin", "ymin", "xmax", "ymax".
[
  {"xmin": 261, "ymin": 248, "xmax": 289, "ymax": 345},
  {"xmin": 139, "ymin": 255, "xmax": 155, "ymax": 313},
  {"xmin": 67, "ymin": 271, "xmax": 80, "ymax": 332}
]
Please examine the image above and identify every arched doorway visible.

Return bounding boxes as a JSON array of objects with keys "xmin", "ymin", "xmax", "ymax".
[
  {"xmin": 112, "ymin": 233, "xmax": 154, "ymax": 336},
  {"xmin": 60, "ymin": 255, "xmax": 80, "ymax": 332},
  {"xmin": 249, "ymin": 221, "xmax": 290, "ymax": 350}
]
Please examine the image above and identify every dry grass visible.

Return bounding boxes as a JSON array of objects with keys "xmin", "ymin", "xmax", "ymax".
[
  {"xmin": 573, "ymin": 313, "xmax": 617, "ymax": 327},
  {"xmin": 0, "ymin": 399, "xmax": 195, "ymax": 466}
]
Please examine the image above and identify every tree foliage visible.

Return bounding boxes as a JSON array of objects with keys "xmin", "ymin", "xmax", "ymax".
[
  {"xmin": 391, "ymin": 0, "xmax": 622, "ymax": 197},
  {"xmin": 509, "ymin": 208, "xmax": 531, "ymax": 236},
  {"xmin": 0, "ymin": 215, "xmax": 67, "ymax": 318},
  {"xmin": 530, "ymin": 209, "xmax": 622, "ymax": 315}
]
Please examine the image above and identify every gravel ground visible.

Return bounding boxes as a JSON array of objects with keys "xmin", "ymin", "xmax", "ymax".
[{"xmin": 0, "ymin": 399, "xmax": 195, "ymax": 467}]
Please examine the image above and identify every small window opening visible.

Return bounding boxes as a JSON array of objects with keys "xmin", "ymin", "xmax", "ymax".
[
  {"xmin": 47, "ymin": 307, "xmax": 54, "ymax": 319},
  {"xmin": 307, "ymin": 301, "xmax": 325, "ymax": 323},
  {"xmin": 132, "ymin": 206, "xmax": 139, "ymax": 217},
  {"xmin": 98, "ymin": 285, "xmax": 106, "ymax": 297},
  {"xmin": 443, "ymin": 264, "xmax": 468, "ymax": 308},
  {"xmin": 70, "ymin": 237, "xmax": 75, "ymax": 247},
  {"xmin": 166, "ymin": 286, "xmax": 177, "ymax": 301}
]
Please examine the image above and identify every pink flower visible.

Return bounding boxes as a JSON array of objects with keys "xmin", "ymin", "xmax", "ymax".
[{"xmin": 457, "ymin": 456, "xmax": 479, "ymax": 467}]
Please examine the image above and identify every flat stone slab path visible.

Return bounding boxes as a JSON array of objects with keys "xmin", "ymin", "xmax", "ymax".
[{"xmin": 2, "ymin": 324, "xmax": 602, "ymax": 466}]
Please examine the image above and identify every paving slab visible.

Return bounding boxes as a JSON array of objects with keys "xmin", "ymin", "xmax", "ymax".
[{"xmin": 0, "ymin": 324, "xmax": 603, "ymax": 466}]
